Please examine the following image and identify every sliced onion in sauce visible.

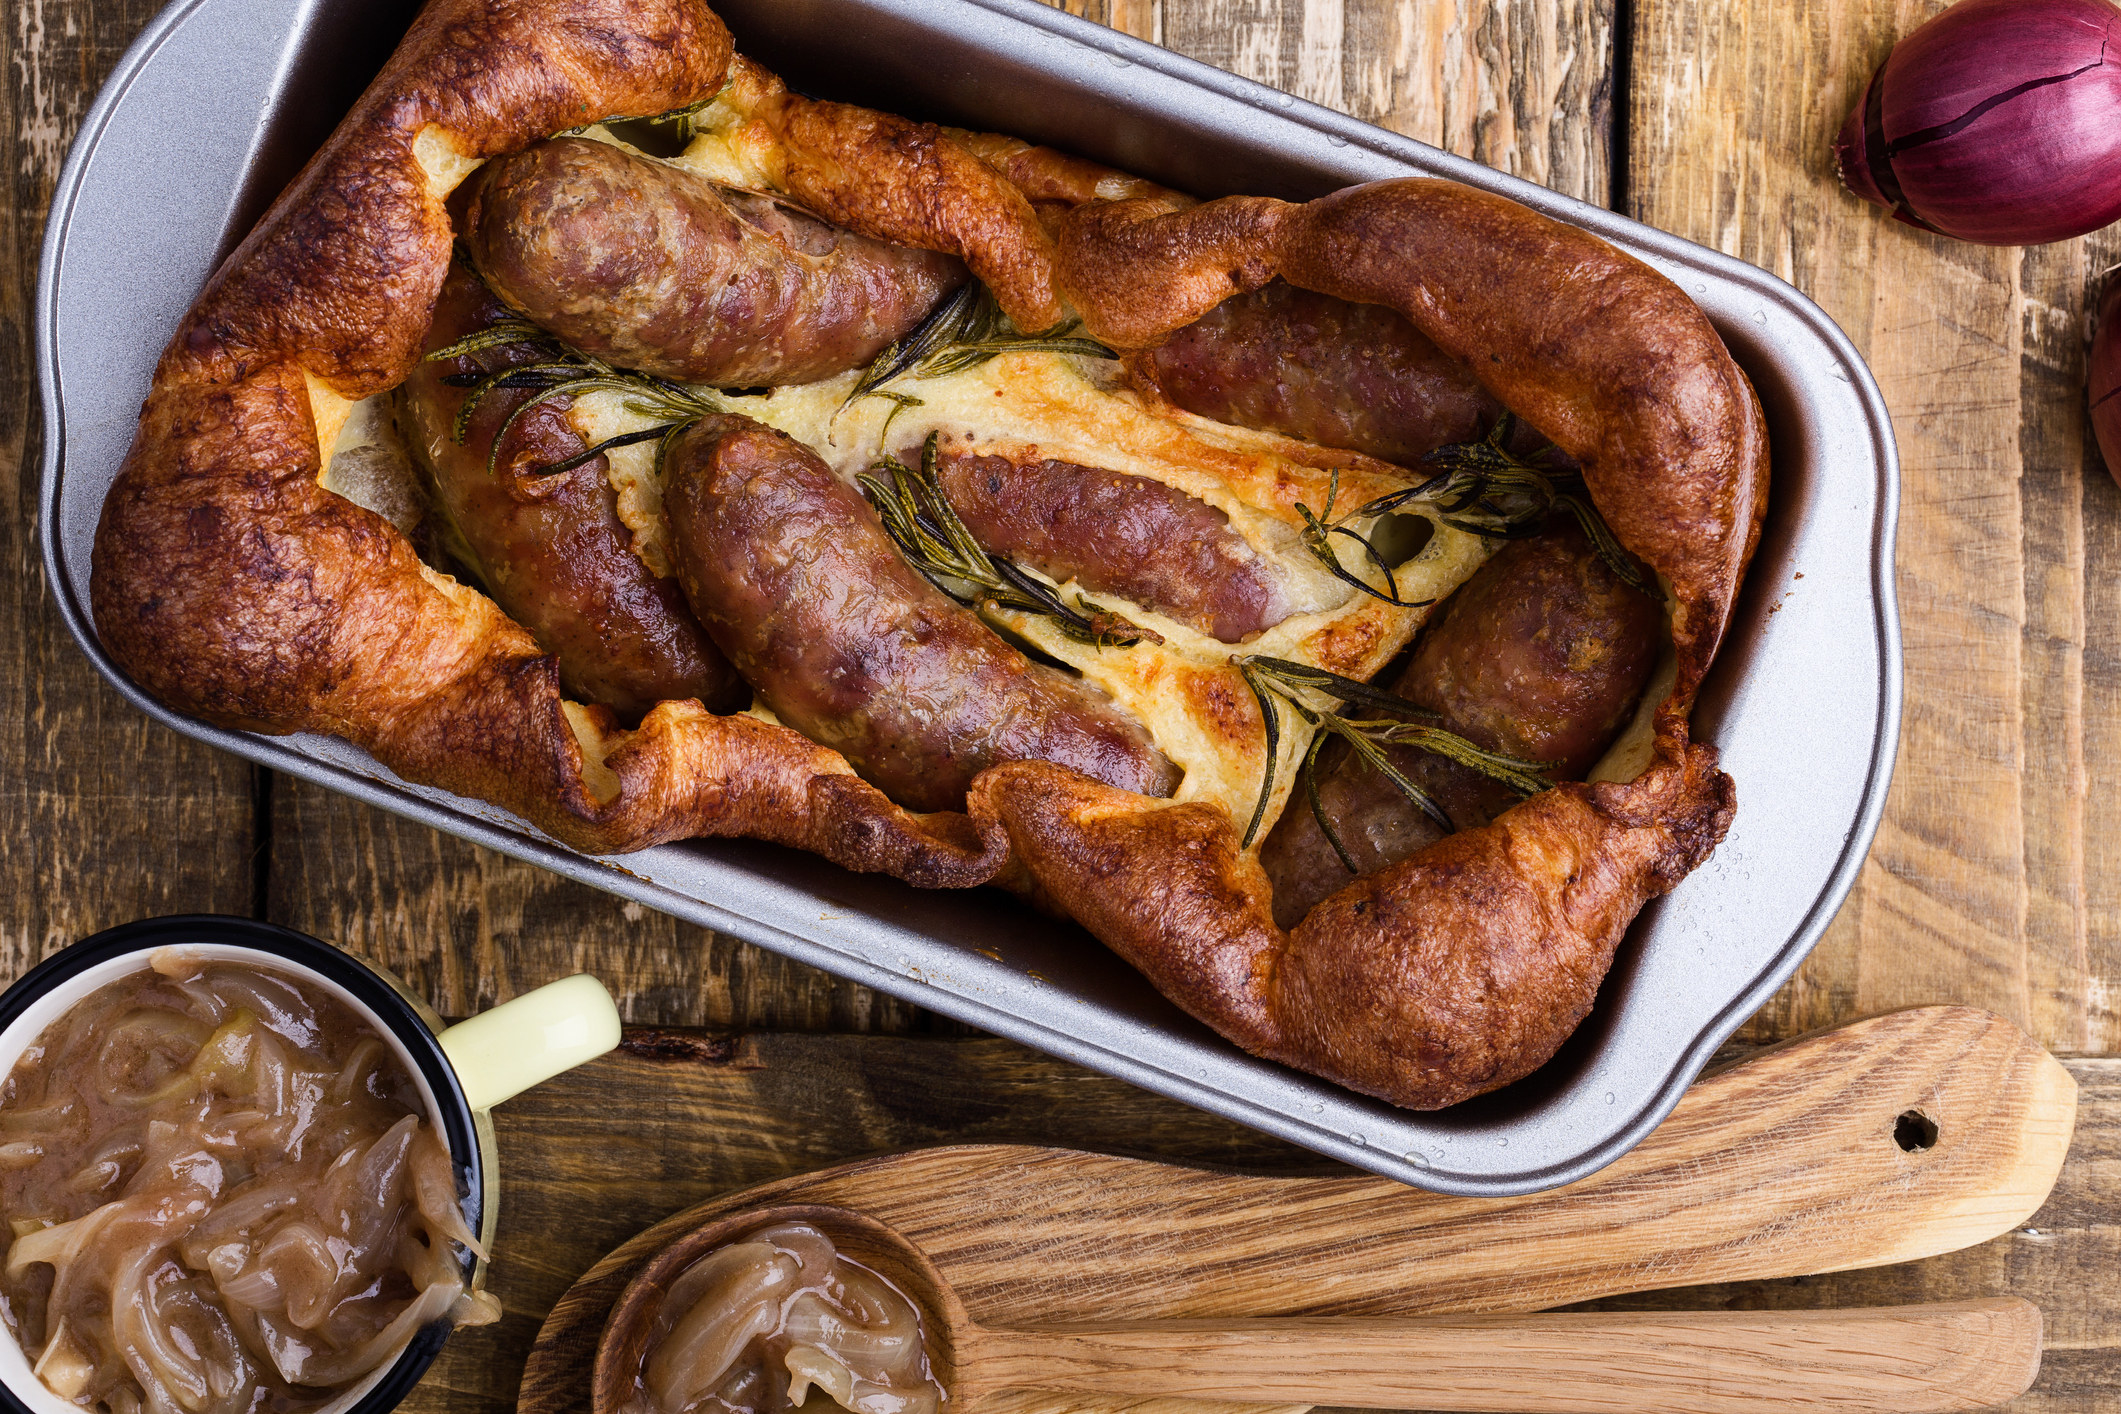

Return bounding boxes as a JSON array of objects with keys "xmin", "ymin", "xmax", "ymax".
[
  {"xmin": 646, "ymin": 1245, "xmax": 805, "ymax": 1409},
  {"xmin": 632, "ymin": 1222, "xmax": 943, "ymax": 1414},
  {"xmin": 0, "ymin": 959, "xmax": 485, "ymax": 1413}
]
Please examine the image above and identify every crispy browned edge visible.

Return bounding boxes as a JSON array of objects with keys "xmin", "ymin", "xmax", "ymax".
[{"xmin": 90, "ymin": 0, "xmax": 1764, "ymax": 1109}]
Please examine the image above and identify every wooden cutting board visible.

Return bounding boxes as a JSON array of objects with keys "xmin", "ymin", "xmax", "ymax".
[{"xmin": 519, "ymin": 1005, "xmax": 2075, "ymax": 1414}]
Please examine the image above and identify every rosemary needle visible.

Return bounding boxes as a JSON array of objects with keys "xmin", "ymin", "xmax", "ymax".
[
  {"xmin": 427, "ymin": 319, "xmax": 724, "ymax": 479},
  {"xmin": 1234, "ymin": 654, "xmax": 1553, "ymax": 854},
  {"xmin": 1293, "ymin": 415, "xmax": 1654, "ymax": 602},
  {"xmin": 858, "ymin": 433, "xmax": 1161, "ymax": 651},
  {"xmin": 841, "ymin": 285, "xmax": 1115, "ymax": 422}
]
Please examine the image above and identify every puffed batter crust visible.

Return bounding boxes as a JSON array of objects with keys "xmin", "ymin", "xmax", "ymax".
[{"xmin": 91, "ymin": 0, "xmax": 1761, "ymax": 1110}]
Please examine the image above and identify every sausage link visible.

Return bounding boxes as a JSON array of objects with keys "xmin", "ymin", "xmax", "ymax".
[
  {"xmin": 1261, "ymin": 520, "xmax": 1661, "ymax": 927},
  {"xmin": 399, "ymin": 263, "xmax": 742, "ymax": 722},
  {"xmin": 927, "ymin": 446, "xmax": 1293, "ymax": 643},
  {"xmin": 1139, "ymin": 282, "xmax": 1504, "ymax": 465},
  {"xmin": 663, "ymin": 419, "xmax": 1181, "ymax": 813},
  {"xmin": 460, "ymin": 137, "xmax": 967, "ymax": 387},
  {"xmin": 1412, "ymin": 522, "xmax": 1665, "ymax": 777}
]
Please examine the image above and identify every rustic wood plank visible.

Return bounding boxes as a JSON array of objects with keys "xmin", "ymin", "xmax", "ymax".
[
  {"xmin": 12, "ymin": 2, "xmax": 2115, "ymax": 1412},
  {"xmin": 1151, "ymin": 0, "xmax": 1612, "ymax": 205},
  {"xmin": 397, "ymin": 1024, "xmax": 2106, "ymax": 1414},
  {"xmin": 1629, "ymin": 0, "xmax": 2121, "ymax": 1055},
  {"xmin": 0, "ymin": 0, "xmax": 257, "ymax": 974},
  {"xmin": 1047, "ymin": 0, "xmax": 1159, "ymax": 42}
]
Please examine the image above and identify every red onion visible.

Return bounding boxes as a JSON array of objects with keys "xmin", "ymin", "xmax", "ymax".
[
  {"xmin": 2089, "ymin": 274, "xmax": 2121, "ymax": 486},
  {"xmin": 1834, "ymin": 0, "xmax": 2121, "ymax": 245}
]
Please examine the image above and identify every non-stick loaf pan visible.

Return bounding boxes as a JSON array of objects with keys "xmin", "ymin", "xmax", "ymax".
[{"xmin": 38, "ymin": 0, "xmax": 1901, "ymax": 1194}]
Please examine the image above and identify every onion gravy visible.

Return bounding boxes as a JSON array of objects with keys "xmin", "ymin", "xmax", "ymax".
[{"xmin": 0, "ymin": 951, "xmax": 490, "ymax": 1414}]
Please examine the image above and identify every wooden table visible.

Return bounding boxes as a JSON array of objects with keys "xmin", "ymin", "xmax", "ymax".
[{"xmin": 2, "ymin": 0, "xmax": 2115, "ymax": 1408}]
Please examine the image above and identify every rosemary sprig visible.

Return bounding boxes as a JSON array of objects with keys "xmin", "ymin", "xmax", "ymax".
[
  {"xmin": 428, "ymin": 320, "xmax": 552, "ymax": 364},
  {"xmin": 426, "ymin": 320, "xmax": 723, "ymax": 479},
  {"xmin": 1554, "ymin": 489, "xmax": 1655, "ymax": 596},
  {"xmin": 1234, "ymin": 653, "xmax": 1553, "ymax": 853},
  {"xmin": 841, "ymin": 284, "xmax": 1115, "ymax": 418},
  {"xmin": 858, "ymin": 433, "xmax": 1161, "ymax": 651},
  {"xmin": 1291, "ymin": 415, "xmax": 1654, "ymax": 602},
  {"xmin": 867, "ymin": 390, "xmax": 927, "ymax": 450},
  {"xmin": 1292, "ymin": 468, "xmax": 1438, "ymax": 609}
]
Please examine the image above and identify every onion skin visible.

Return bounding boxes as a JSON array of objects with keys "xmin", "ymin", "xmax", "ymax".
[
  {"xmin": 2089, "ymin": 275, "xmax": 2121, "ymax": 487},
  {"xmin": 1834, "ymin": 0, "xmax": 2121, "ymax": 245}
]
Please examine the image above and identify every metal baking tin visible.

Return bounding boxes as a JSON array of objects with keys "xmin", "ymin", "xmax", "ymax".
[{"xmin": 38, "ymin": 0, "xmax": 1900, "ymax": 1195}]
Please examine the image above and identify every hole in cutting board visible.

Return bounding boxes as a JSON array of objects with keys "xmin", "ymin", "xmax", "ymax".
[{"xmin": 1894, "ymin": 1109, "xmax": 1939, "ymax": 1152}]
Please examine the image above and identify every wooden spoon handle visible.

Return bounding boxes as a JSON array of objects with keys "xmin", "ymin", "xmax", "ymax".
[
  {"xmin": 969, "ymin": 1299, "xmax": 2043, "ymax": 1413},
  {"xmin": 786, "ymin": 1007, "xmax": 2076, "ymax": 1323}
]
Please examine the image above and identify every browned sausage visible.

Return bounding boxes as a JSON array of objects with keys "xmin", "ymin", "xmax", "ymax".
[
  {"xmin": 1138, "ymin": 282, "xmax": 1505, "ymax": 465},
  {"xmin": 460, "ymin": 137, "xmax": 967, "ymax": 386},
  {"xmin": 925, "ymin": 446, "xmax": 1294, "ymax": 643},
  {"xmin": 399, "ymin": 262, "xmax": 743, "ymax": 722},
  {"xmin": 1260, "ymin": 519, "xmax": 1662, "ymax": 927},
  {"xmin": 662, "ymin": 418, "xmax": 1181, "ymax": 813}
]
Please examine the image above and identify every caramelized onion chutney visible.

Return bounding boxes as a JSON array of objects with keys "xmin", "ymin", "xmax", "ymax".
[
  {"xmin": 628, "ymin": 1222, "xmax": 942, "ymax": 1414},
  {"xmin": 0, "ymin": 951, "xmax": 493, "ymax": 1414}
]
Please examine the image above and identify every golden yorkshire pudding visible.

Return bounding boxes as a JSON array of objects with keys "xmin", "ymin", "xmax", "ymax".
[{"xmin": 90, "ymin": 0, "xmax": 1763, "ymax": 1110}]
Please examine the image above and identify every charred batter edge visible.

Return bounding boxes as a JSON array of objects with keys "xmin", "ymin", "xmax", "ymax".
[{"xmin": 88, "ymin": 0, "xmax": 1764, "ymax": 1110}]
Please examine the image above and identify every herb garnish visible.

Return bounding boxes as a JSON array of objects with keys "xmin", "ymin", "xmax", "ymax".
[
  {"xmin": 1293, "ymin": 415, "xmax": 1654, "ymax": 603},
  {"xmin": 427, "ymin": 321, "xmax": 723, "ymax": 479},
  {"xmin": 841, "ymin": 285, "xmax": 1116, "ymax": 441},
  {"xmin": 1234, "ymin": 655, "xmax": 1552, "ymax": 857},
  {"xmin": 859, "ymin": 433, "xmax": 1161, "ymax": 650}
]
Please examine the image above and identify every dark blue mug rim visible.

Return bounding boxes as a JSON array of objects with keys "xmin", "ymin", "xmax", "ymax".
[{"xmin": 0, "ymin": 914, "xmax": 483, "ymax": 1414}]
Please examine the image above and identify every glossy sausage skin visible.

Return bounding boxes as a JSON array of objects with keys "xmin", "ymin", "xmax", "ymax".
[
  {"xmin": 663, "ymin": 418, "xmax": 1181, "ymax": 814},
  {"xmin": 928, "ymin": 446, "xmax": 1293, "ymax": 643},
  {"xmin": 1260, "ymin": 520, "xmax": 1662, "ymax": 927},
  {"xmin": 400, "ymin": 263, "xmax": 742, "ymax": 721},
  {"xmin": 1140, "ymin": 282, "xmax": 1505, "ymax": 465},
  {"xmin": 461, "ymin": 137, "xmax": 968, "ymax": 387}
]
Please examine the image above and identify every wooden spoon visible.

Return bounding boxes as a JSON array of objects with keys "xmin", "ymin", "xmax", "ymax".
[
  {"xmin": 531, "ymin": 1006, "xmax": 2074, "ymax": 1372},
  {"xmin": 592, "ymin": 1203, "xmax": 2044, "ymax": 1414}
]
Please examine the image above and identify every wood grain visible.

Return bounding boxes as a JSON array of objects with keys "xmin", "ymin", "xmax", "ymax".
[
  {"xmin": 429, "ymin": 1029, "xmax": 1329, "ymax": 1414},
  {"xmin": 1567, "ymin": 1056, "xmax": 2121, "ymax": 1413},
  {"xmin": 1628, "ymin": 0, "xmax": 2121, "ymax": 1056},
  {"xmin": 265, "ymin": 775, "xmax": 937, "ymax": 1030},
  {"xmin": 963, "ymin": 1302, "xmax": 2042, "ymax": 1412},
  {"xmin": 1, "ymin": 0, "xmax": 256, "ymax": 972},
  {"xmin": 1152, "ymin": 0, "xmax": 1613, "ymax": 205}
]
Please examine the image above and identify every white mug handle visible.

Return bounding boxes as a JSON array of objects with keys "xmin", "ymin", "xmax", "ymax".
[{"xmin": 436, "ymin": 974, "xmax": 621, "ymax": 1111}]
